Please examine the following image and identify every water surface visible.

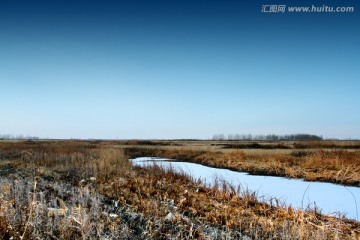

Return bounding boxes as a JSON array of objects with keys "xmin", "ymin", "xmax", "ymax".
[{"xmin": 132, "ymin": 157, "xmax": 360, "ymax": 220}]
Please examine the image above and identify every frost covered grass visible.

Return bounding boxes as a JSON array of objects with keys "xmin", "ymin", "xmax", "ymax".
[{"xmin": 0, "ymin": 140, "xmax": 359, "ymax": 239}]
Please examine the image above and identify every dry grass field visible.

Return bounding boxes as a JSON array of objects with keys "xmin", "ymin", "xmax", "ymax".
[
  {"xmin": 0, "ymin": 140, "xmax": 360, "ymax": 239},
  {"xmin": 122, "ymin": 139, "xmax": 360, "ymax": 186}
]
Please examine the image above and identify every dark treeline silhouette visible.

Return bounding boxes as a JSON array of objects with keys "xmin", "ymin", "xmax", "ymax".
[{"xmin": 212, "ymin": 133, "xmax": 323, "ymax": 141}]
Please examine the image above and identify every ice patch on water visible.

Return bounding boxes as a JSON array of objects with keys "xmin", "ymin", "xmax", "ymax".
[{"xmin": 132, "ymin": 157, "xmax": 360, "ymax": 220}]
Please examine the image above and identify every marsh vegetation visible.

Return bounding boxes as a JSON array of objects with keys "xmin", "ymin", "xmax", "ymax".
[{"xmin": 0, "ymin": 140, "xmax": 359, "ymax": 239}]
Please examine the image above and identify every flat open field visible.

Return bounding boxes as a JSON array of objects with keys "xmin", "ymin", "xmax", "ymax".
[
  {"xmin": 121, "ymin": 139, "xmax": 360, "ymax": 186},
  {"xmin": 1, "ymin": 140, "xmax": 360, "ymax": 239}
]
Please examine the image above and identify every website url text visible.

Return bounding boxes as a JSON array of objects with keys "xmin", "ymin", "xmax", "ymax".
[{"xmin": 261, "ymin": 5, "xmax": 355, "ymax": 13}]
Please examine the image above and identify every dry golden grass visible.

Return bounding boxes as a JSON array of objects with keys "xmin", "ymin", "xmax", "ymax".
[
  {"xmin": 124, "ymin": 144, "xmax": 360, "ymax": 186},
  {"xmin": 1, "ymin": 140, "xmax": 360, "ymax": 239},
  {"xmin": 102, "ymin": 164, "xmax": 359, "ymax": 239}
]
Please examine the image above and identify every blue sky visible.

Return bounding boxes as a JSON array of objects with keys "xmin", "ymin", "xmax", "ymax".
[{"xmin": 1, "ymin": 0, "xmax": 359, "ymax": 139}]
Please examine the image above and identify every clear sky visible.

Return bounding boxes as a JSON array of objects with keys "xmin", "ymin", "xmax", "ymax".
[{"xmin": 1, "ymin": 0, "xmax": 359, "ymax": 139}]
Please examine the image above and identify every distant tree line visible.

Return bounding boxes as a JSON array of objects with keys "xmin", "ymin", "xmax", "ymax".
[
  {"xmin": 212, "ymin": 133, "xmax": 323, "ymax": 141},
  {"xmin": 0, "ymin": 134, "xmax": 39, "ymax": 140}
]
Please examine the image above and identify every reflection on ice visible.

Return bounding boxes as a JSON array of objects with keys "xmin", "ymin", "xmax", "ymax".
[{"xmin": 132, "ymin": 157, "xmax": 360, "ymax": 221}]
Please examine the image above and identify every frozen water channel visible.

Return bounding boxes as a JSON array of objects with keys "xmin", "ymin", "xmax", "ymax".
[{"xmin": 132, "ymin": 157, "xmax": 360, "ymax": 221}]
